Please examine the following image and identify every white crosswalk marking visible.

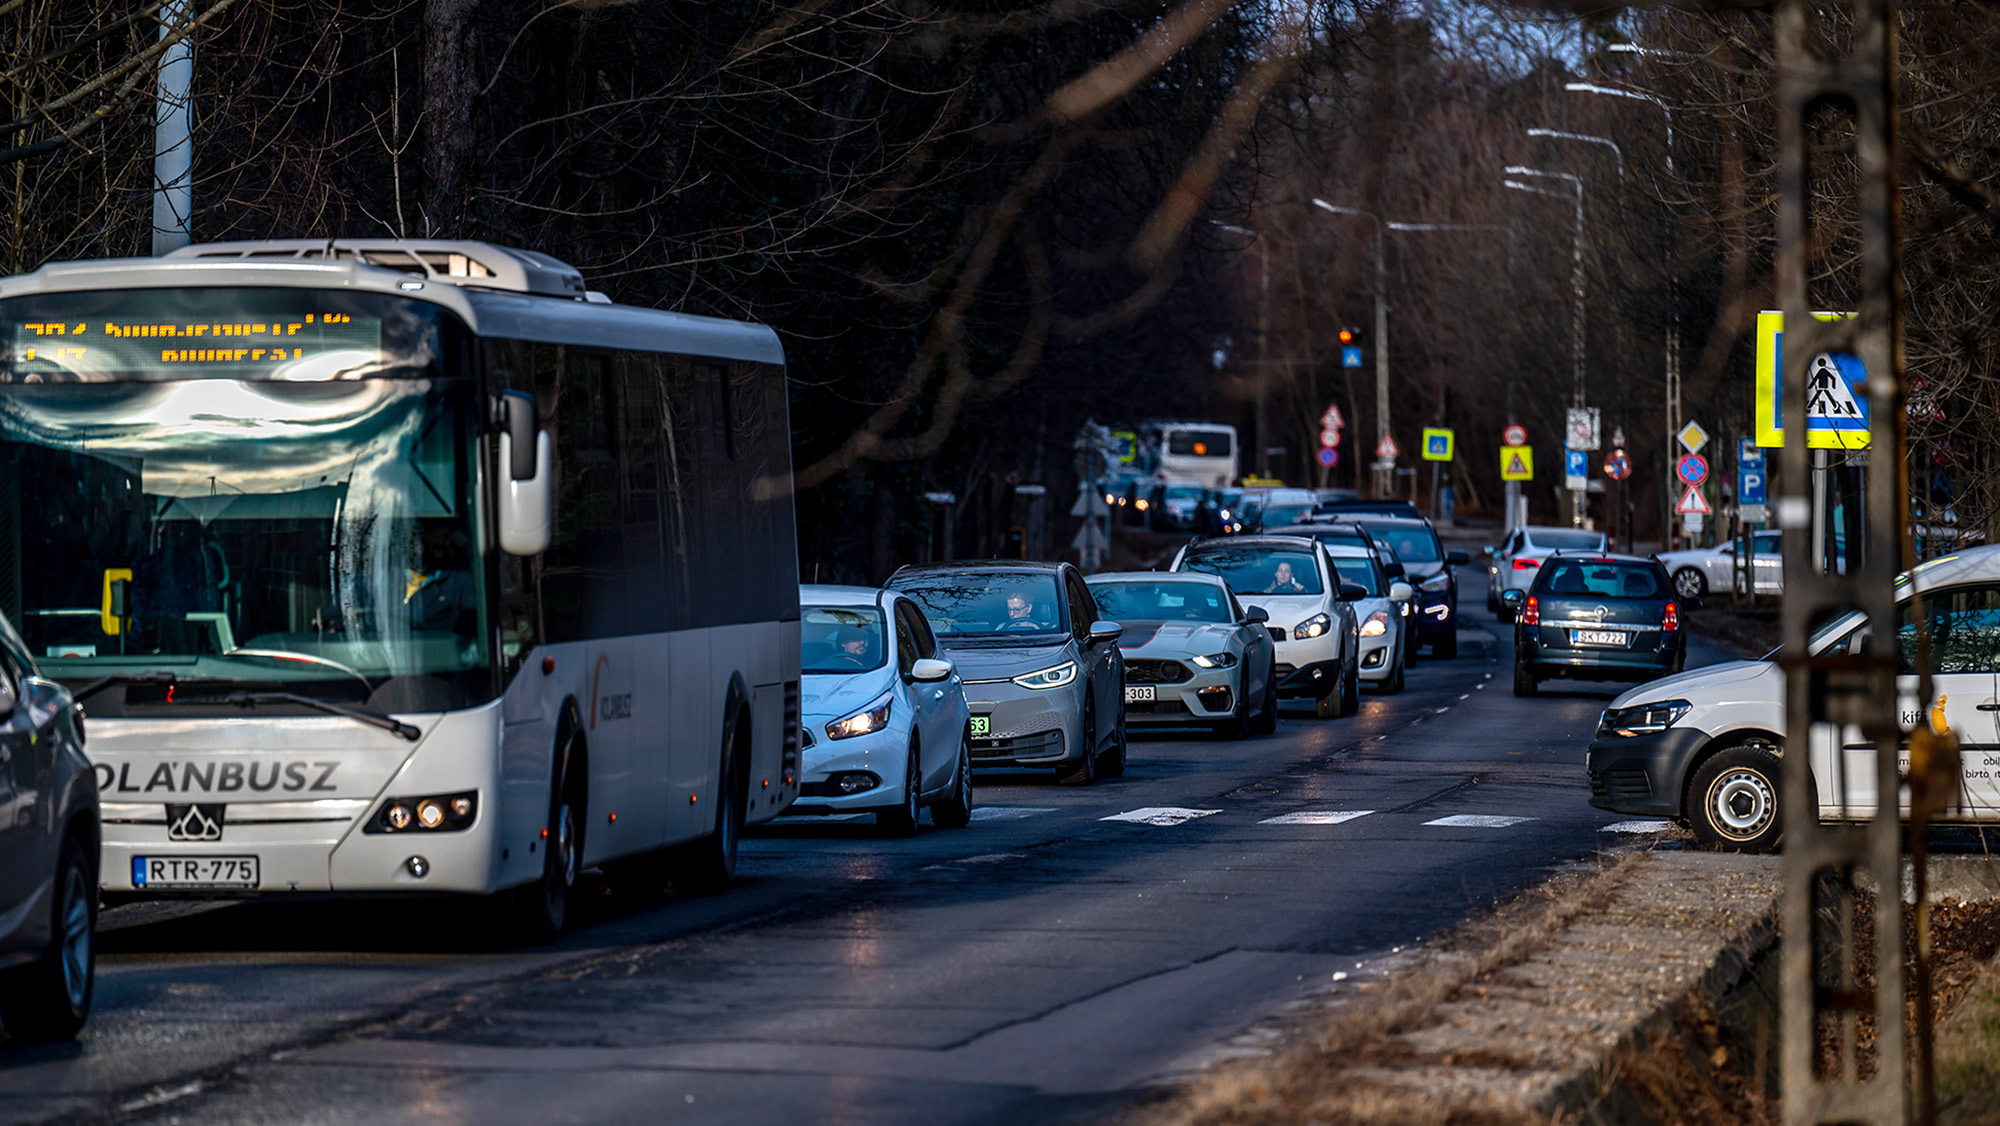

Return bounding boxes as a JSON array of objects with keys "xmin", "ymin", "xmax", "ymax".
[
  {"xmin": 1599, "ymin": 819, "xmax": 1675, "ymax": 834},
  {"xmin": 1101, "ymin": 807, "xmax": 1223, "ymax": 827},
  {"xmin": 968, "ymin": 807, "xmax": 1056, "ymax": 822},
  {"xmin": 1258, "ymin": 810, "xmax": 1375, "ymax": 825},
  {"xmin": 1424, "ymin": 814, "xmax": 1536, "ymax": 828}
]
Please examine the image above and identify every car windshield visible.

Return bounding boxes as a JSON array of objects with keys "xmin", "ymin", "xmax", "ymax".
[
  {"xmin": 1090, "ymin": 580, "xmax": 1232, "ymax": 623},
  {"xmin": 801, "ymin": 606, "xmax": 887, "ymax": 673},
  {"xmin": 1326, "ymin": 553, "xmax": 1384, "ymax": 596},
  {"xmin": 1536, "ymin": 560, "xmax": 1666, "ymax": 599},
  {"xmin": 892, "ymin": 572, "xmax": 1065, "ymax": 636},
  {"xmin": 0, "ymin": 287, "xmax": 486, "ymax": 711},
  {"xmin": 1183, "ymin": 547, "xmax": 1323, "ymax": 596},
  {"xmin": 1163, "ymin": 485, "xmax": 1203, "ymax": 502},
  {"xmin": 1527, "ymin": 529, "xmax": 1605, "ymax": 551},
  {"xmin": 1366, "ymin": 524, "xmax": 1441, "ymax": 564},
  {"xmin": 1259, "ymin": 503, "xmax": 1314, "ymax": 528}
]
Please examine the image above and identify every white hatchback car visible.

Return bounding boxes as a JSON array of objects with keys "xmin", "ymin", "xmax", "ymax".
[
  {"xmin": 1321, "ymin": 543, "xmax": 1413, "ymax": 693},
  {"xmin": 1174, "ymin": 536, "xmax": 1365, "ymax": 718},
  {"xmin": 1655, "ymin": 530, "xmax": 1782, "ymax": 600},
  {"xmin": 792, "ymin": 586, "xmax": 974, "ymax": 835},
  {"xmin": 1484, "ymin": 525, "xmax": 1607, "ymax": 617},
  {"xmin": 1587, "ymin": 545, "xmax": 2000, "ymax": 851}
]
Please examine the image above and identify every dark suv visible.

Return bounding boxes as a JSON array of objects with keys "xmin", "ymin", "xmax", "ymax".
[
  {"xmin": 1504, "ymin": 552, "xmax": 1688, "ymax": 696},
  {"xmin": 0, "ymin": 610, "xmax": 98, "ymax": 1042},
  {"xmin": 1347, "ymin": 517, "xmax": 1468, "ymax": 658}
]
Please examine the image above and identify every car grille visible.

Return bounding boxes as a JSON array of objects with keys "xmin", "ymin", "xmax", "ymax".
[
  {"xmin": 1590, "ymin": 768, "xmax": 1653, "ymax": 803},
  {"xmin": 971, "ymin": 729, "xmax": 1064, "ymax": 759},
  {"xmin": 1124, "ymin": 699, "xmax": 1191, "ymax": 716},
  {"xmin": 1126, "ymin": 659, "xmax": 1192, "ymax": 685}
]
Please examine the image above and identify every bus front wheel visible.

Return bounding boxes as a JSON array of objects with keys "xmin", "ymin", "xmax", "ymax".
[
  {"xmin": 511, "ymin": 724, "xmax": 584, "ymax": 945},
  {"xmin": 672, "ymin": 712, "xmax": 747, "ymax": 896}
]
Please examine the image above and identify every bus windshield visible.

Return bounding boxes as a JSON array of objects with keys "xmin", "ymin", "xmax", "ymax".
[{"xmin": 0, "ymin": 292, "xmax": 488, "ymax": 711}]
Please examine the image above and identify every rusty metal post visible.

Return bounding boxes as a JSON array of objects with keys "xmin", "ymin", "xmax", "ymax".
[{"xmin": 1775, "ymin": 0, "xmax": 1913, "ymax": 1123}]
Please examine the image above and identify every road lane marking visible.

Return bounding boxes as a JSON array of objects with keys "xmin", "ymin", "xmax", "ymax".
[
  {"xmin": 1599, "ymin": 819, "xmax": 1675, "ymax": 834},
  {"xmin": 1258, "ymin": 810, "xmax": 1374, "ymax": 825},
  {"xmin": 1102, "ymin": 807, "xmax": 1223, "ymax": 827},
  {"xmin": 969, "ymin": 806, "xmax": 1056, "ymax": 822},
  {"xmin": 1423, "ymin": 814, "xmax": 1537, "ymax": 828}
]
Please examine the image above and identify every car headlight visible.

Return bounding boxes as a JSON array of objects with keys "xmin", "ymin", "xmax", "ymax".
[
  {"xmin": 1292, "ymin": 612, "xmax": 1332, "ymax": 640},
  {"xmin": 1190, "ymin": 652, "xmax": 1237, "ymax": 669},
  {"xmin": 1360, "ymin": 610, "xmax": 1389, "ymax": 637},
  {"xmin": 1419, "ymin": 570, "xmax": 1452, "ymax": 593},
  {"xmin": 826, "ymin": 694, "xmax": 894, "ymax": 740},
  {"xmin": 1597, "ymin": 699, "xmax": 1693, "ymax": 738},
  {"xmin": 1013, "ymin": 661, "xmax": 1078, "ymax": 690}
]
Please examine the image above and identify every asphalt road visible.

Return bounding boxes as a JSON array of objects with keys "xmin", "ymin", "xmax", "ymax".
[{"xmin": 0, "ymin": 582, "xmax": 1732, "ymax": 1125}]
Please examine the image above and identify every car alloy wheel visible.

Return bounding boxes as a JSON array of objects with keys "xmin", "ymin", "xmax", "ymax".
[{"xmin": 1674, "ymin": 567, "xmax": 1709, "ymax": 600}]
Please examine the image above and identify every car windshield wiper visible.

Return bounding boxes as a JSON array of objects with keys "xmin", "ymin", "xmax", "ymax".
[{"xmin": 174, "ymin": 690, "xmax": 423, "ymax": 742}]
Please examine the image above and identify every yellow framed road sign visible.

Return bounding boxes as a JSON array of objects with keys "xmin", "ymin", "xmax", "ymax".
[
  {"xmin": 1754, "ymin": 310, "xmax": 1870, "ymax": 450},
  {"xmin": 1499, "ymin": 446, "xmax": 1533, "ymax": 481},
  {"xmin": 1421, "ymin": 428, "xmax": 1454, "ymax": 461}
]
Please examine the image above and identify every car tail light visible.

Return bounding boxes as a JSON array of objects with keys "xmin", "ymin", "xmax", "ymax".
[
  {"xmin": 1662, "ymin": 602, "xmax": 1679, "ymax": 631},
  {"xmin": 1512, "ymin": 558, "xmax": 1539, "ymax": 570},
  {"xmin": 1521, "ymin": 596, "xmax": 1539, "ymax": 627}
]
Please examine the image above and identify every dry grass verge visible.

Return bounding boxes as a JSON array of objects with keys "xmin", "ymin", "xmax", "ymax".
[{"xmin": 1150, "ymin": 852, "xmax": 1651, "ymax": 1126}]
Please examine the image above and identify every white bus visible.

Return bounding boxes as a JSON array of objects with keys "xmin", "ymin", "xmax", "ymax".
[
  {"xmin": 0, "ymin": 240, "xmax": 801, "ymax": 940},
  {"xmin": 1145, "ymin": 420, "xmax": 1238, "ymax": 489}
]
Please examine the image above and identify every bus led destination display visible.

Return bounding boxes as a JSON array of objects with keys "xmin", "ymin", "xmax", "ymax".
[{"xmin": 11, "ymin": 312, "xmax": 380, "ymax": 377}]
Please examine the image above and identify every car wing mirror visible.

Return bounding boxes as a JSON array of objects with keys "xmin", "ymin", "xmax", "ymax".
[
  {"xmin": 1242, "ymin": 605, "xmax": 1269, "ymax": 624},
  {"xmin": 909, "ymin": 657, "xmax": 954, "ymax": 683},
  {"xmin": 1388, "ymin": 582, "xmax": 1414, "ymax": 603},
  {"xmin": 1482, "ymin": 545, "xmax": 1497, "ymax": 558},
  {"xmin": 497, "ymin": 390, "xmax": 552, "ymax": 556},
  {"xmin": 1088, "ymin": 620, "xmax": 1124, "ymax": 644},
  {"xmin": 1382, "ymin": 561, "xmax": 1406, "ymax": 579},
  {"xmin": 1446, "ymin": 549, "xmax": 1471, "ymax": 567},
  {"xmin": 1501, "ymin": 589, "xmax": 1526, "ymax": 607},
  {"xmin": 1338, "ymin": 581, "xmax": 1369, "ymax": 602}
]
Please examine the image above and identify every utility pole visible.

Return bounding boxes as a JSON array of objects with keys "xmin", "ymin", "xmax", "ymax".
[
  {"xmin": 152, "ymin": 0, "xmax": 194, "ymax": 254},
  {"xmin": 1504, "ymin": 168, "xmax": 1588, "ymax": 525}
]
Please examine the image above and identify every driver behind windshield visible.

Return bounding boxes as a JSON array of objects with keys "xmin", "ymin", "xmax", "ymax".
[
  {"xmin": 407, "ymin": 524, "xmax": 475, "ymax": 636},
  {"xmin": 1266, "ymin": 561, "xmax": 1307, "ymax": 594},
  {"xmin": 1001, "ymin": 592, "xmax": 1049, "ymax": 630}
]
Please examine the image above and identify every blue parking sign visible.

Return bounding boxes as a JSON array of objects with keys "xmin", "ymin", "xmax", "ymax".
[
  {"xmin": 1739, "ymin": 468, "xmax": 1766, "ymax": 506},
  {"xmin": 1563, "ymin": 449, "xmax": 1587, "ymax": 482}
]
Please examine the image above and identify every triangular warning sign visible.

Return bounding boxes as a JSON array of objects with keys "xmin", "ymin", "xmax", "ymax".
[
  {"xmin": 1676, "ymin": 484, "xmax": 1712, "ymax": 515},
  {"xmin": 1805, "ymin": 353, "xmax": 1866, "ymax": 421},
  {"xmin": 1506, "ymin": 452, "xmax": 1528, "ymax": 476}
]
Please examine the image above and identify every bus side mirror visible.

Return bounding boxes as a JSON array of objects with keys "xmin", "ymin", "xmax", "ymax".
[{"xmin": 497, "ymin": 391, "xmax": 552, "ymax": 556}]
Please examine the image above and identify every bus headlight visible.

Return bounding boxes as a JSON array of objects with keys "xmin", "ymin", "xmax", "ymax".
[{"xmin": 367, "ymin": 790, "xmax": 478, "ymax": 833}]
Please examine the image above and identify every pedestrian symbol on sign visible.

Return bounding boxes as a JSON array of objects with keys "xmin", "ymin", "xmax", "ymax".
[
  {"xmin": 1806, "ymin": 353, "xmax": 1866, "ymax": 421},
  {"xmin": 1499, "ymin": 447, "xmax": 1533, "ymax": 481}
]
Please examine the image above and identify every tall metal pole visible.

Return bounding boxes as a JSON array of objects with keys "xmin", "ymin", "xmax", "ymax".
[
  {"xmin": 1312, "ymin": 200, "xmax": 1391, "ymax": 498},
  {"xmin": 152, "ymin": 0, "xmax": 194, "ymax": 255},
  {"xmin": 1209, "ymin": 221, "xmax": 1273, "ymax": 479},
  {"xmin": 1504, "ymin": 169, "xmax": 1588, "ymax": 525}
]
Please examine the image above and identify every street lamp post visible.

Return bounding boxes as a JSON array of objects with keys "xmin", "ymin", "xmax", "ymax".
[
  {"xmin": 1566, "ymin": 80, "xmax": 1681, "ymax": 548},
  {"xmin": 1310, "ymin": 199, "xmax": 1391, "ymax": 498},
  {"xmin": 1504, "ymin": 168, "xmax": 1588, "ymax": 526},
  {"xmin": 1209, "ymin": 221, "xmax": 1272, "ymax": 479}
]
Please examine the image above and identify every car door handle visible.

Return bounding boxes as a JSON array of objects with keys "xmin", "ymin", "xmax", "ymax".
[{"xmin": 1978, "ymin": 703, "xmax": 2000, "ymax": 712}]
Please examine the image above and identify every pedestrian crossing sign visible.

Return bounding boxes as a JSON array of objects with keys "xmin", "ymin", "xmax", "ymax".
[
  {"xmin": 1500, "ymin": 447, "xmax": 1533, "ymax": 481},
  {"xmin": 1421, "ymin": 428, "xmax": 1455, "ymax": 461},
  {"xmin": 1754, "ymin": 310, "xmax": 1870, "ymax": 450}
]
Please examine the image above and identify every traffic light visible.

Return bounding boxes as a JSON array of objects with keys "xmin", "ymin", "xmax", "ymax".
[{"xmin": 1338, "ymin": 327, "xmax": 1363, "ymax": 344}]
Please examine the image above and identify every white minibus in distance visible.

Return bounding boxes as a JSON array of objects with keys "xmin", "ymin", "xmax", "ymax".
[
  {"xmin": 1145, "ymin": 420, "xmax": 1238, "ymax": 489},
  {"xmin": 0, "ymin": 240, "xmax": 801, "ymax": 940}
]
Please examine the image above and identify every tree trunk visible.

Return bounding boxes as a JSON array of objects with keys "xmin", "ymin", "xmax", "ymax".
[{"xmin": 423, "ymin": 0, "xmax": 480, "ymax": 235}]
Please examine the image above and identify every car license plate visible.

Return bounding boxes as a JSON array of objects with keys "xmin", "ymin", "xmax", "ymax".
[
  {"xmin": 1125, "ymin": 685, "xmax": 1156, "ymax": 703},
  {"xmin": 1572, "ymin": 629, "xmax": 1625, "ymax": 647},
  {"xmin": 132, "ymin": 856, "xmax": 260, "ymax": 889},
  {"xmin": 968, "ymin": 715, "xmax": 990, "ymax": 738}
]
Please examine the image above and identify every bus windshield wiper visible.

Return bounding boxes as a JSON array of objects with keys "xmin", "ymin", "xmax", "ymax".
[
  {"xmin": 177, "ymin": 690, "xmax": 423, "ymax": 742},
  {"xmin": 72, "ymin": 671, "xmax": 185, "ymax": 703}
]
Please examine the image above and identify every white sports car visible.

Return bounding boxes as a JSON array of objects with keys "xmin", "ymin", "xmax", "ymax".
[
  {"xmin": 1655, "ymin": 530, "xmax": 1781, "ymax": 600},
  {"xmin": 1086, "ymin": 572, "xmax": 1277, "ymax": 738}
]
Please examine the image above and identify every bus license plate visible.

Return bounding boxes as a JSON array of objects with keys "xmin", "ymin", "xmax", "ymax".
[
  {"xmin": 1125, "ymin": 685, "xmax": 1155, "ymax": 703},
  {"xmin": 1572, "ymin": 629, "xmax": 1625, "ymax": 647},
  {"xmin": 133, "ymin": 856, "xmax": 260, "ymax": 889},
  {"xmin": 968, "ymin": 715, "xmax": 990, "ymax": 738}
]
